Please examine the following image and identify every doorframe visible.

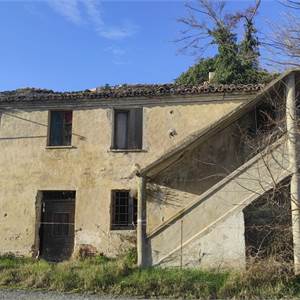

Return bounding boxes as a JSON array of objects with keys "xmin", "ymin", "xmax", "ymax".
[
  {"xmin": 33, "ymin": 191, "xmax": 43, "ymax": 258},
  {"xmin": 36, "ymin": 190, "xmax": 76, "ymax": 261}
]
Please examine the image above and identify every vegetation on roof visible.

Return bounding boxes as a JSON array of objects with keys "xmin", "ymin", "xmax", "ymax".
[{"xmin": 0, "ymin": 83, "xmax": 264, "ymax": 103}]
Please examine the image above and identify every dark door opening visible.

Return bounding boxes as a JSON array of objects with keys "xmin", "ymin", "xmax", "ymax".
[
  {"xmin": 39, "ymin": 191, "xmax": 76, "ymax": 261},
  {"xmin": 243, "ymin": 180, "xmax": 293, "ymax": 265}
]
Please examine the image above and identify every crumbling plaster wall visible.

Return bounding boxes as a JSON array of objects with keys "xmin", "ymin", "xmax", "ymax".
[
  {"xmin": 147, "ymin": 120, "xmax": 247, "ymax": 232},
  {"xmin": 158, "ymin": 211, "xmax": 246, "ymax": 270},
  {"xmin": 145, "ymin": 134, "xmax": 290, "ymax": 269},
  {"xmin": 146, "ymin": 183, "xmax": 196, "ymax": 234},
  {"xmin": 0, "ymin": 98, "xmax": 244, "ymax": 257}
]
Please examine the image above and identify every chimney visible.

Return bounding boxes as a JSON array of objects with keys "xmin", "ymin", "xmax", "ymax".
[{"xmin": 208, "ymin": 72, "xmax": 215, "ymax": 83}]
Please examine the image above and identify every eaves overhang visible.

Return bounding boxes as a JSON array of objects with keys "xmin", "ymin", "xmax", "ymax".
[{"xmin": 0, "ymin": 92, "xmax": 257, "ymax": 110}]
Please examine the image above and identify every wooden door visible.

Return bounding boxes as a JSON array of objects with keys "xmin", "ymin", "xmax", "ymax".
[{"xmin": 40, "ymin": 191, "xmax": 75, "ymax": 261}]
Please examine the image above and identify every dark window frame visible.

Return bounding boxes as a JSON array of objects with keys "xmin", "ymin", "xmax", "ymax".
[
  {"xmin": 111, "ymin": 190, "xmax": 137, "ymax": 230},
  {"xmin": 112, "ymin": 108, "xmax": 143, "ymax": 150},
  {"xmin": 47, "ymin": 110, "xmax": 73, "ymax": 147}
]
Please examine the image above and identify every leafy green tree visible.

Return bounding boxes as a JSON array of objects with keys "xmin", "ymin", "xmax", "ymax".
[
  {"xmin": 212, "ymin": 25, "xmax": 244, "ymax": 84},
  {"xmin": 176, "ymin": 0, "xmax": 273, "ymax": 85},
  {"xmin": 176, "ymin": 57, "xmax": 216, "ymax": 85}
]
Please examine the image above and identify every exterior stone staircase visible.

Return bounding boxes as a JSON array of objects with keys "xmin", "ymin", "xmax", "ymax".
[{"xmin": 145, "ymin": 137, "xmax": 291, "ymax": 268}]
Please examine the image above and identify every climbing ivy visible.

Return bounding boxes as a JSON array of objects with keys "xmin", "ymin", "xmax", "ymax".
[{"xmin": 176, "ymin": 1, "xmax": 275, "ymax": 85}]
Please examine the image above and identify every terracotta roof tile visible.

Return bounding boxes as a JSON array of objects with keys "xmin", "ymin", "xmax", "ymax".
[{"xmin": 0, "ymin": 83, "xmax": 264, "ymax": 103}]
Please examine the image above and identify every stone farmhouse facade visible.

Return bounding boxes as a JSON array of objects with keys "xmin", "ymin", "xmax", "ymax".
[{"xmin": 1, "ymin": 69, "xmax": 300, "ymax": 271}]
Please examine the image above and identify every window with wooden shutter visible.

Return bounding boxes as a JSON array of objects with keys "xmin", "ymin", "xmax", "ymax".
[
  {"xmin": 48, "ymin": 111, "xmax": 73, "ymax": 146},
  {"xmin": 113, "ymin": 108, "xmax": 143, "ymax": 150}
]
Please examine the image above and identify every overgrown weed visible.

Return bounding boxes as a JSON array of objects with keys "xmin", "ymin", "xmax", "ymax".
[{"xmin": 0, "ymin": 252, "xmax": 298, "ymax": 299}]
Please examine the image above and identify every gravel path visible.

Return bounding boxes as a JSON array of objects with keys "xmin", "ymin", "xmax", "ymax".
[{"xmin": 0, "ymin": 289, "xmax": 141, "ymax": 300}]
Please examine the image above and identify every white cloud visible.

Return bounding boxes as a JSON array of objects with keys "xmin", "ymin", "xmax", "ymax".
[
  {"xmin": 106, "ymin": 46, "xmax": 126, "ymax": 57},
  {"xmin": 99, "ymin": 22, "xmax": 139, "ymax": 40},
  {"xmin": 48, "ymin": 0, "xmax": 82, "ymax": 25},
  {"xmin": 84, "ymin": 0, "xmax": 104, "ymax": 28},
  {"xmin": 105, "ymin": 46, "xmax": 131, "ymax": 65},
  {"xmin": 47, "ymin": 0, "xmax": 139, "ymax": 40}
]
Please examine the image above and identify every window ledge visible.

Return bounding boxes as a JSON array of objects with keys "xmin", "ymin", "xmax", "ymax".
[
  {"xmin": 110, "ymin": 229, "xmax": 137, "ymax": 233},
  {"xmin": 109, "ymin": 149, "xmax": 147, "ymax": 153},
  {"xmin": 46, "ymin": 145, "xmax": 76, "ymax": 150}
]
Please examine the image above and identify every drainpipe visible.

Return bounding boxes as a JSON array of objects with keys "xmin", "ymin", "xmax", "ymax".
[
  {"xmin": 137, "ymin": 175, "xmax": 146, "ymax": 267},
  {"xmin": 286, "ymin": 72, "xmax": 300, "ymax": 274}
]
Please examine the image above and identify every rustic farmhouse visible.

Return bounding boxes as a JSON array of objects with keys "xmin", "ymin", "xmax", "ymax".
[{"xmin": 1, "ymin": 69, "xmax": 300, "ymax": 271}]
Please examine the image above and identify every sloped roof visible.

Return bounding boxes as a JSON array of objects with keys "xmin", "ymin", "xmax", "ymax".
[
  {"xmin": 138, "ymin": 69, "xmax": 299, "ymax": 178},
  {"xmin": 0, "ymin": 83, "xmax": 264, "ymax": 103}
]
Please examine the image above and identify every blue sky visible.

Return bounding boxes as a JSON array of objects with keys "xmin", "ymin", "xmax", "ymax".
[{"xmin": 0, "ymin": 0, "xmax": 285, "ymax": 91}]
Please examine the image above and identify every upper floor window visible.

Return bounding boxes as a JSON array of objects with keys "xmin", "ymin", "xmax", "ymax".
[
  {"xmin": 113, "ymin": 108, "xmax": 143, "ymax": 150},
  {"xmin": 48, "ymin": 111, "xmax": 73, "ymax": 146},
  {"xmin": 111, "ymin": 190, "xmax": 137, "ymax": 230}
]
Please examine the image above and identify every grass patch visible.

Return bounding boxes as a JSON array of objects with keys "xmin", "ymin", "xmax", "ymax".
[{"xmin": 0, "ymin": 252, "xmax": 300, "ymax": 299}]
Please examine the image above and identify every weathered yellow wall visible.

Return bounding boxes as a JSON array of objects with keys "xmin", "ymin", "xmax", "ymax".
[
  {"xmin": 0, "ymin": 98, "xmax": 245, "ymax": 257},
  {"xmin": 146, "ymin": 120, "xmax": 243, "ymax": 233}
]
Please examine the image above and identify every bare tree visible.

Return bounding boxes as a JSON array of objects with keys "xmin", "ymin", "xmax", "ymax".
[
  {"xmin": 267, "ymin": 0, "xmax": 300, "ymax": 67},
  {"xmin": 176, "ymin": 0, "xmax": 238, "ymax": 56},
  {"xmin": 176, "ymin": 0, "xmax": 261, "ymax": 56},
  {"xmin": 175, "ymin": 0, "xmax": 268, "ymax": 85}
]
